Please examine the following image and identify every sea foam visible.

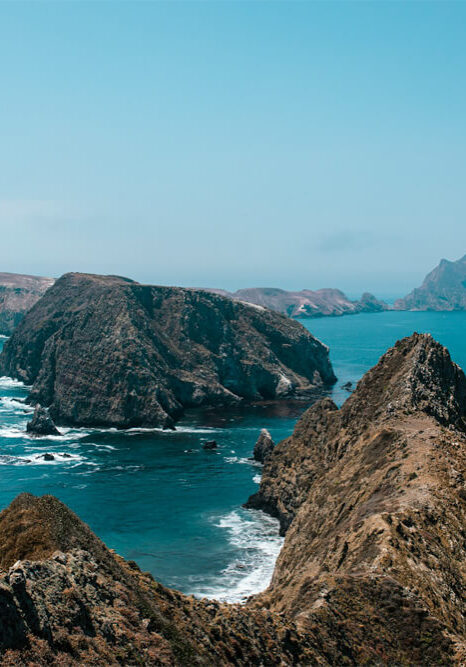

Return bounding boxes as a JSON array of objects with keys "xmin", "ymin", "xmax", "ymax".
[{"xmin": 190, "ymin": 508, "xmax": 283, "ymax": 604}]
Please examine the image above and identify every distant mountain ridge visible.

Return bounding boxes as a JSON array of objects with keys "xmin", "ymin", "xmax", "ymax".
[
  {"xmin": 0, "ymin": 272, "xmax": 55, "ymax": 335},
  {"xmin": 202, "ymin": 286, "xmax": 388, "ymax": 318},
  {"xmin": 395, "ymin": 254, "xmax": 466, "ymax": 311}
]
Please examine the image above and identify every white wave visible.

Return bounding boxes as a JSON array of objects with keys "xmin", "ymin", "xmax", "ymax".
[
  {"xmin": 174, "ymin": 425, "xmax": 224, "ymax": 434},
  {"xmin": 224, "ymin": 455, "xmax": 260, "ymax": 467},
  {"xmin": 0, "ymin": 426, "xmax": 27, "ymax": 439},
  {"xmin": 84, "ymin": 443, "xmax": 116, "ymax": 451},
  {"xmin": 0, "ymin": 397, "xmax": 34, "ymax": 413},
  {"xmin": 28, "ymin": 452, "xmax": 86, "ymax": 465},
  {"xmin": 253, "ymin": 474, "xmax": 261, "ymax": 484},
  {"xmin": 190, "ymin": 509, "xmax": 283, "ymax": 604},
  {"xmin": 0, "ymin": 451, "xmax": 85, "ymax": 466},
  {"xmin": 0, "ymin": 376, "xmax": 28, "ymax": 388}
]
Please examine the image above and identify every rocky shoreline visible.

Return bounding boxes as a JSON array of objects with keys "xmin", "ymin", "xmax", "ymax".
[{"xmin": 0, "ymin": 333, "xmax": 465, "ymax": 664}]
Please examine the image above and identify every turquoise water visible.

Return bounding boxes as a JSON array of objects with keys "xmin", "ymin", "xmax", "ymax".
[{"xmin": 0, "ymin": 310, "xmax": 465, "ymax": 600}]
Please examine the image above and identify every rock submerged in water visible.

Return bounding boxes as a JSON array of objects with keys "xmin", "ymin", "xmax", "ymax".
[
  {"xmin": 0, "ymin": 272, "xmax": 336, "ymax": 429},
  {"xmin": 253, "ymin": 428, "xmax": 275, "ymax": 463},
  {"xmin": 26, "ymin": 405, "xmax": 62, "ymax": 437},
  {"xmin": 203, "ymin": 440, "xmax": 217, "ymax": 450}
]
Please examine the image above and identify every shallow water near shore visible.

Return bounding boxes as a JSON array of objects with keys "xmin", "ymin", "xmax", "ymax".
[{"xmin": 0, "ymin": 310, "xmax": 465, "ymax": 601}]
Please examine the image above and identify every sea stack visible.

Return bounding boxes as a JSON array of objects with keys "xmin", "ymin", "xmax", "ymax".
[
  {"xmin": 252, "ymin": 428, "xmax": 275, "ymax": 463},
  {"xmin": 0, "ymin": 272, "xmax": 336, "ymax": 429},
  {"xmin": 26, "ymin": 405, "xmax": 62, "ymax": 437}
]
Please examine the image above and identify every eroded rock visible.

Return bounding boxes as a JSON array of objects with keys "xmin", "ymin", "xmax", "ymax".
[
  {"xmin": 252, "ymin": 428, "xmax": 275, "ymax": 463},
  {"xmin": 26, "ymin": 406, "xmax": 61, "ymax": 437}
]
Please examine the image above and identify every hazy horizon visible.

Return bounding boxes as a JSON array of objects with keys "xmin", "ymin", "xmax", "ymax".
[{"xmin": 2, "ymin": 2, "xmax": 465, "ymax": 296}]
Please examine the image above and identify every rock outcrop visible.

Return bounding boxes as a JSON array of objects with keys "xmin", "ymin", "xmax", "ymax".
[
  {"xmin": 203, "ymin": 286, "xmax": 389, "ymax": 318},
  {"xmin": 0, "ymin": 272, "xmax": 54, "ymax": 335},
  {"xmin": 252, "ymin": 428, "xmax": 275, "ymax": 463},
  {"xmin": 26, "ymin": 405, "xmax": 62, "ymax": 437},
  {"xmin": 395, "ymin": 254, "xmax": 466, "ymax": 311},
  {"xmin": 0, "ymin": 273, "xmax": 336, "ymax": 429},
  {"xmin": 246, "ymin": 333, "xmax": 466, "ymax": 663},
  {"xmin": 0, "ymin": 334, "xmax": 465, "ymax": 664},
  {"xmin": 0, "ymin": 493, "xmax": 338, "ymax": 665}
]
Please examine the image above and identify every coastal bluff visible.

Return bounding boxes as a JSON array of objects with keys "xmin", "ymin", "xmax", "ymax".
[
  {"xmin": 0, "ymin": 334, "xmax": 464, "ymax": 664},
  {"xmin": 0, "ymin": 272, "xmax": 336, "ymax": 429}
]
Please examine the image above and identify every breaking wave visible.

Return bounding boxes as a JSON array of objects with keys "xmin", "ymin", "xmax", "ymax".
[{"xmin": 189, "ymin": 509, "xmax": 283, "ymax": 604}]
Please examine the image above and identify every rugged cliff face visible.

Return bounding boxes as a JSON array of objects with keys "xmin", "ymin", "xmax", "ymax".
[
  {"xmin": 247, "ymin": 333, "xmax": 466, "ymax": 661},
  {"xmin": 0, "ymin": 273, "xmax": 335, "ymax": 429},
  {"xmin": 395, "ymin": 254, "xmax": 466, "ymax": 311},
  {"xmin": 0, "ymin": 272, "xmax": 54, "ymax": 335},
  {"xmin": 204, "ymin": 286, "xmax": 388, "ymax": 318},
  {"xmin": 0, "ymin": 334, "xmax": 465, "ymax": 665}
]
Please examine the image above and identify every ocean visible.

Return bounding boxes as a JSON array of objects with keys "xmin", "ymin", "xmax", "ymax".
[{"xmin": 0, "ymin": 310, "xmax": 465, "ymax": 601}]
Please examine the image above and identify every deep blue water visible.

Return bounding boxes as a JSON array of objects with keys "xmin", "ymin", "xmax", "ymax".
[{"xmin": 0, "ymin": 310, "xmax": 465, "ymax": 600}]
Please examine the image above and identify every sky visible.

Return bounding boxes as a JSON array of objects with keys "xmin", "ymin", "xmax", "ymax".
[{"xmin": 1, "ymin": 1, "xmax": 466, "ymax": 299}]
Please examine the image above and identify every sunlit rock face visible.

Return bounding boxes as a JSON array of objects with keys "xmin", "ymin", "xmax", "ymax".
[
  {"xmin": 395, "ymin": 254, "xmax": 466, "ymax": 311},
  {"xmin": 204, "ymin": 285, "xmax": 389, "ymax": 318}
]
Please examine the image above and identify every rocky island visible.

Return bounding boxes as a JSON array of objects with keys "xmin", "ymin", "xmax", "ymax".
[
  {"xmin": 395, "ymin": 254, "xmax": 466, "ymax": 311},
  {"xmin": 0, "ymin": 272, "xmax": 54, "ymax": 335},
  {"xmin": 204, "ymin": 286, "xmax": 388, "ymax": 318},
  {"xmin": 0, "ymin": 272, "xmax": 336, "ymax": 429},
  {"xmin": 0, "ymin": 333, "xmax": 464, "ymax": 664}
]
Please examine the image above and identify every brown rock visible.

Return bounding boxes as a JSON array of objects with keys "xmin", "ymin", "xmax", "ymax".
[
  {"xmin": 252, "ymin": 428, "xmax": 275, "ymax": 463},
  {"xmin": 0, "ymin": 334, "xmax": 465, "ymax": 664},
  {"xmin": 0, "ymin": 272, "xmax": 336, "ymax": 429}
]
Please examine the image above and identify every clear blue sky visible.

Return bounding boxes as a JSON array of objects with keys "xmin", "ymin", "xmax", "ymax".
[{"xmin": 1, "ymin": 1, "xmax": 465, "ymax": 298}]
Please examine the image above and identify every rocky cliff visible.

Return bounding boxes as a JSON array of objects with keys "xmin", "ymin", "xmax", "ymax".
[
  {"xmin": 204, "ymin": 286, "xmax": 388, "ymax": 318},
  {"xmin": 247, "ymin": 333, "xmax": 466, "ymax": 662},
  {"xmin": 0, "ymin": 272, "xmax": 54, "ymax": 335},
  {"xmin": 395, "ymin": 254, "xmax": 466, "ymax": 311},
  {"xmin": 0, "ymin": 272, "xmax": 335, "ymax": 429},
  {"xmin": 0, "ymin": 333, "xmax": 465, "ymax": 665}
]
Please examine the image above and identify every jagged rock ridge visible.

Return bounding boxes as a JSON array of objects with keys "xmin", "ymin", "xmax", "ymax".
[
  {"xmin": 204, "ymin": 286, "xmax": 388, "ymax": 318},
  {"xmin": 395, "ymin": 254, "xmax": 466, "ymax": 310},
  {"xmin": 0, "ymin": 272, "xmax": 336, "ymax": 429},
  {"xmin": 0, "ymin": 272, "xmax": 54, "ymax": 335},
  {"xmin": 0, "ymin": 334, "xmax": 465, "ymax": 664},
  {"xmin": 247, "ymin": 333, "xmax": 466, "ymax": 663}
]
